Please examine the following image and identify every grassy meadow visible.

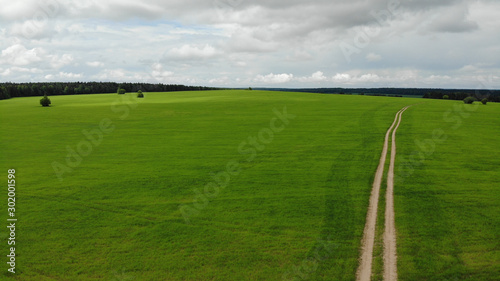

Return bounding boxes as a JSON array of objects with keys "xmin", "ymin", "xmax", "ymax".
[
  {"xmin": 0, "ymin": 90, "xmax": 498, "ymax": 280},
  {"xmin": 395, "ymin": 99, "xmax": 500, "ymax": 280}
]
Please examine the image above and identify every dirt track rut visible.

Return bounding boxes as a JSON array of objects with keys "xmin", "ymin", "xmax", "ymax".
[{"xmin": 356, "ymin": 106, "xmax": 410, "ymax": 281}]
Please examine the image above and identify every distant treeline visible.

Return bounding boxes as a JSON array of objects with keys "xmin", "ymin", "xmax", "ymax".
[
  {"xmin": 257, "ymin": 87, "xmax": 500, "ymax": 102},
  {"xmin": 0, "ymin": 82, "xmax": 218, "ymax": 100},
  {"xmin": 422, "ymin": 90, "xmax": 500, "ymax": 102},
  {"xmin": 261, "ymin": 87, "xmax": 424, "ymax": 96}
]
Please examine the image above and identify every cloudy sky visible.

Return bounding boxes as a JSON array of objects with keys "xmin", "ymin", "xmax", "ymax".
[{"xmin": 0, "ymin": 0, "xmax": 499, "ymax": 88}]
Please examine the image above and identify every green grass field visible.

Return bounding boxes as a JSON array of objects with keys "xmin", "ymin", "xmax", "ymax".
[
  {"xmin": 0, "ymin": 90, "xmax": 498, "ymax": 280},
  {"xmin": 395, "ymin": 100, "xmax": 500, "ymax": 280}
]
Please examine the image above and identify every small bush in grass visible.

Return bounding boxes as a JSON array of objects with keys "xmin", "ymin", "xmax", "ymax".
[
  {"xmin": 40, "ymin": 94, "xmax": 51, "ymax": 107},
  {"xmin": 463, "ymin": 97, "xmax": 476, "ymax": 104},
  {"xmin": 137, "ymin": 90, "xmax": 144, "ymax": 98},
  {"xmin": 443, "ymin": 95, "xmax": 449, "ymax": 99},
  {"xmin": 481, "ymin": 98, "xmax": 488, "ymax": 105},
  {"xmin": 117, "ymin": 88, "xmax": 126, "ymax": 95}
]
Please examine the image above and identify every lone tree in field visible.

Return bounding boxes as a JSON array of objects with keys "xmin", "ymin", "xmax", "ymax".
[
  {"xmin": 481, "ymin": 98, "xmax": 488, "ymax": 105},
  {"xmin": 117, "ymin": 87, "xmax": 126, "ymax": 95},
  {"xmin": 40, "ymin": 94, "xmax": 51, "ymax": 107},
  {"xmin": 137, "ymin": 90, "xmax": 144, "ymax": 98},
  {"xmin": 443, "ymin": 95, "xmax": 449, "ymax": 99},
  {"xmin": 463, "ymin": 96, "xmax": 476, "ymax": 104}
]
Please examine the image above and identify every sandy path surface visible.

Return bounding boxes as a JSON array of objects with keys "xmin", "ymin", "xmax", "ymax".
[
  {"xmin": 384, "ymin": 106, "xmax": 409, "ymax": 281},
  {"xmin": 356, "ymin": 106, "xmax": 410, "ymax": 281}
]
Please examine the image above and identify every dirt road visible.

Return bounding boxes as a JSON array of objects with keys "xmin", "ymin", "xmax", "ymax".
[{"xmin": 356, "ymin": 106, "xmax": 410, "ymax": 281}]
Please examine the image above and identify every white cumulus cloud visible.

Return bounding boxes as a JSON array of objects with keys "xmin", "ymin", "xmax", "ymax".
[
  {"xmin": 332, "ymin": 73, "xmax": 351, "ymax": 82},
  {"xmin": 254, "ymin": 73, "xmax": 294, "ymax": 84},
  {"xmin": 86, "ymin": 61, "xmax": 104, "ymax": 67},
  {"xmin": 167, "ymin": 44, "xmax": 218, "ymax": 60},
  {"xmin": 298, "ymin": 71, "xmax": 328, "ymax": 83},
  {"xmin": 50, "ymin": 54, "xmax": 74, "ymax": 68},
  {"xmin": 0, "ymin": 44, "xmax": 44, "ymax": 66}
]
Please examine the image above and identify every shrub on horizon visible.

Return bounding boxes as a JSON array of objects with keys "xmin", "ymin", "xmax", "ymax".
[
  {"xmin": 463, "ymin": 97, "xmax": 476, "ymax": 104},
  {"xmin": 40, "ymin": 94, "xmax": 51, "ymax": 107}
]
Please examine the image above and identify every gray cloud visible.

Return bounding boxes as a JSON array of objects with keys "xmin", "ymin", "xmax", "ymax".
[
  {"xmin": 0, "ymin": 0, "xmax": 498, "ymax": 88},
  {"xmin": 428, "ymin": 2, "xmax": 479, "ymax": 33}
]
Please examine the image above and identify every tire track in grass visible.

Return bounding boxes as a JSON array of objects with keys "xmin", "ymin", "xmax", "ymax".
[
  {"xmin": 314, "ymin": 103, "xmax": 383, "ymax": 280},
  {"xmin": 384, "ymin": 106, "xmax": 410, "ymax": 281},
  {"xmin": 356, "ymin": 106, "xmax": 410, "ymax": 281}
]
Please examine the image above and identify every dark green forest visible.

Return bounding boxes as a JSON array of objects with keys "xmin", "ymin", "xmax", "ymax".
[
  {"xmin": 0, "ymin": 82, "xmax": 217, "ymax": 100},
  {"xmin": 421, "ymin": 90, "xmax": 500, "ymax": 102},
  {"xmin": 258, "ymin": 87, "xmax": 500, "ymax": 102},
  {"xmin": 1, "ymin": 83, "xmax": 499, "ymax": 102}
]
